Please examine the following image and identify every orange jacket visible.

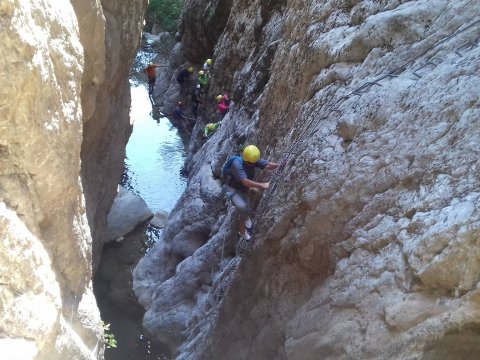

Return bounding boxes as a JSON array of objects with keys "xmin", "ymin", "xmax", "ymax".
[{"xmin": 145, "ymin": 65, "xmax": 157, "ymax": 79}]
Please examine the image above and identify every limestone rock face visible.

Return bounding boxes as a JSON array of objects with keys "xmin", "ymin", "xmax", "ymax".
[
  {"xmin": 134, "ymin": 0, "xmax": 480, "ymax": 359},
  {"xmin": 1, "ymin": 0, "xmax": 146, "ymax": 359},
  {"xmin": 179, "ymin": 0, "xmax": 233, "ymax": 61},
  {"xmin": 78, "ymin": 0, "xmax": 148, "ymax": 271}
]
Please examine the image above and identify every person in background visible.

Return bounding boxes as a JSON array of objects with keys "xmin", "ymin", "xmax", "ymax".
[
  {"xmin": 191, "ymin": 84, "xmax": 203, "ymax": 119},
  {"xmin": 203, "ymin": 58, "xmax": 213, "ymax": 75},
  {"xmin": 216, "ymin": 94, "xmax": 230, "ymax": 116},
  {"xmin": 173, "ymin": 101, "xmax": 186, "ymax": 121},
  {"xmin": 177, "ymin": 66, "xmax": 194, "ymax": 85},
  {"xmin": 203, "ymin": 121, "xmax": 221, "ymax": 139},
  {"xmin": 198, "ymin": 70, "xmax": 209, "ymax": 88},
  {"xmin": 144, "ymin": 62, "xmax": 160, "ymax": 95},
  {"xmin": 173, "ymin": 101, "xmax": 195, "ymax": 134}
]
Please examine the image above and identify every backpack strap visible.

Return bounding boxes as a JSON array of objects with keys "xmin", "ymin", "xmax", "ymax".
[{"xmin": 225, "ymin": 156, "xmax": 243, "ymax": 188}]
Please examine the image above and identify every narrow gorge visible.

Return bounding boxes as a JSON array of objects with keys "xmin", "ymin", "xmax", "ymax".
[
  {"xmin": 1, "ymin": 0, "xmax": 147, "ymax": 358},
  {"xmin": 2, "ymin": 1, "xmax": 480, "ymax": 360}
]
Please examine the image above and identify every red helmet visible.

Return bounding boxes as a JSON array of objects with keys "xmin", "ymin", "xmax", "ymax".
[{"xmin": 178, "ymin": 101, "xmax": 183, "ymax": 107}]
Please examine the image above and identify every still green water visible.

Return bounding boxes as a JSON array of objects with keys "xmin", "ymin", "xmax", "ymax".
[
  {"xmin": 123, "ymin": 82, "xmax": 188, "ymax": 213},
  {"xmin": 95, "ymin": 71, "xmax": 188, "ymax": 359}
]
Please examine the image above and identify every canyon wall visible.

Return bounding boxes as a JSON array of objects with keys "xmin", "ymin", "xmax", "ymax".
[
  {"xmin": 134, "ymin": 0, "xmax": 480, "ymax": 359},
  {"xmin": 0, "ymin": 0, "xmax": 146, "ymax": 359},
  {"xmin": 79, "ymin": 0, "xmax": 147, "ymax": 270}
]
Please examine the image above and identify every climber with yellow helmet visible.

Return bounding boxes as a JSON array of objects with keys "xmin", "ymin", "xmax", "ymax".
[
  {"xmin": 144, "ymin": 62, "xmax": 160, "ymax": 95},
  {"xmin": 222, "ymin": 145, "xmax": 281, "ymax": 241},
  {"xmin": 198, "ymin": 70, "xmax": 209, "ymax": 88},
  {"xmin": 203, "ymin": 121, "xmax": 221, "ymax": 139},
  {"xmin": 176, "ymin": 66, "xmax": 194, "ymax": 86},
  {"xmin": 216, "ymin": 93, "xmax": 230, "ymax": 116},
  {"xmin": 203, "ymin": 58, "xmax": 213, "ymax": 74}
]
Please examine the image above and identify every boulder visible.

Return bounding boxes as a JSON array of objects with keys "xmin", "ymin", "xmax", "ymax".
[
  {"xmin": 150, "ymin": 210, "xmax": 170, "ymax": 229},
  {"xmin": 106, "ymin": 185, "xmax": 153, "ymax": 241}
]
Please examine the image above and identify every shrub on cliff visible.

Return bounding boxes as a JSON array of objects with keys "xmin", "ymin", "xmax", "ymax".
[{"xmin": 145, "ymin": 0, "xmax": 184, "ymax": 34}]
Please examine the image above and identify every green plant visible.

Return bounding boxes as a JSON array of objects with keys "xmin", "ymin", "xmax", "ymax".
[
  {"xmin": 102, "ymin": 322, "xmax": 118, "ymax": 349},
  {"xmin": 146, "ymin": 0, "xmax": 184, "ymax": 33}
]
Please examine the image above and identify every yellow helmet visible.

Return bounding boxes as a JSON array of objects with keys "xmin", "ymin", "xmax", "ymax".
[
  {"xmin": 242, "ymin": 145, "xmax": 260, "ymax": 163},
  {"xmin": 206, "ymin": 58, "xmax": 213, "ymax": 65},
  {"xmin": 149, "ymin": 62, "xmax": 154, "ymax": 66},
  {"xmin": 199, "ymin": 70, "xmax": 205, "ymax": 76},
  {"xmin": 188, "ymin": 67, "xmax": 194, "ymax": 73},
  {"xmin": 216, "ymin": 95, "xmax": 223, "ymax": 102}
]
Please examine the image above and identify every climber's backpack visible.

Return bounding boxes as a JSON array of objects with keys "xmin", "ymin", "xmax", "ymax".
[{"xmin": 221, "ymin": 155, "xmax": 242, "ymax": 184}]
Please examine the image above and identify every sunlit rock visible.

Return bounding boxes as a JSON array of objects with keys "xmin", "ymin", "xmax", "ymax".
[
  {"xmin": 106, "ymin": 185, "xmax": 153, "ymax": 241},
  {"xmin": 150, "ymin": 210, "xmax": 170, "ymax": 229},
  {"xmin": 1, "ymin": 0, "xmax": 146, "ymax": 358},
  {"xmin": 134, "ymin": 0, "xmax": 480, "ymax": 359}
]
